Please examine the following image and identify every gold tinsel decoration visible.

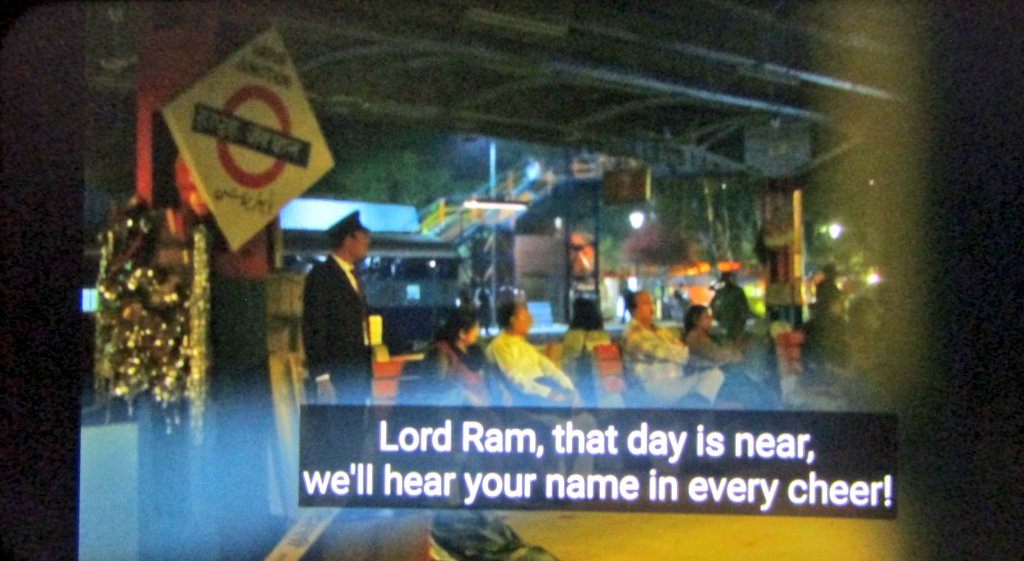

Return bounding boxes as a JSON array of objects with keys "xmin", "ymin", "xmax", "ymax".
[
  {"xmin": 94, "ymin": 205, "xmax": 209, "ymax": 440},
  {"xmin": 186, "ymin": 225, "xmax": 209, "ymax": 442},
  {"xmin": 94, "ymin": 228, "xmax": 114, "ymax": 405}
]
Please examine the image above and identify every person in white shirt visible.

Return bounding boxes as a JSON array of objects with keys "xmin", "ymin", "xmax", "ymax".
[
  {"xmin": 486, "ymin": 301, "xmax": 578, "ymax": 406},
  {"xmin": 622, "ymin": 291, "xmax": 723, "ymax": 406}
]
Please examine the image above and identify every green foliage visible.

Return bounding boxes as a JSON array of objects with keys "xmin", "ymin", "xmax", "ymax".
[
  {"xmin": 652, "ymin": 175, "xmax": 762, "ymax": 264},
  {"xmin": 598, "ymin": 235, "xmax": 624, "ymax": 272}
]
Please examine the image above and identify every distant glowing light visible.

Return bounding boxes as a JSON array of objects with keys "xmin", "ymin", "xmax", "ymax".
[
  {"xmin": 428, "ymin": 260, "xmax": 437, "ymax": 268},
  {"xmin": 81, "ymin": 288, "xmax": 98, "ymax": 313},
  {"xmin": 463, "ymin": 199, "xmax": 528, "ymax": 211},
  {"xmin": 828, "ymin": 223, "xmax": 843, "ymax": 240},
  {"xmin": 629, "ymin": 211, "xmax": 645, "ymax": 230},
  {"xmin": 867, "ymin": 271, "xmax": 882, "ymax": 285},
  {"xmin": 869, "ymin": 179, "xmax": 876, "ymax": 186},
  {"xmin": 554, "ymin": 217, "xmax": 563, "ymax": 230},
  {"xmin": 525, "ymin": 160, "xmax": 542, "ymax": 182}
]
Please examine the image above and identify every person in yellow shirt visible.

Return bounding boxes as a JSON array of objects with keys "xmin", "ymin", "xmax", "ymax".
[
  {"xmin": 561, "ymin": 297, "xmax": 611, "ymax": 406},
  {"xmin": 486, "ymin": 301, "xmax": 578, "ymax": 406}
]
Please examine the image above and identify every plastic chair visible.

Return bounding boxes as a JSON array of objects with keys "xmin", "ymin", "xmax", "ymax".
[
  {"xmin": 372, "ymin": 360, "xmax": 404, "ymax": 404},
  {"xmin": 592, "ymin": 343, "xmax": 626, "ymax": 394}
]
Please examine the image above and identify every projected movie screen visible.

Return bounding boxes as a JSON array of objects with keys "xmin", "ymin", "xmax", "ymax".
[{"xmin": 78, "ymin": 4, "xmax": 926, "ymax": 560}]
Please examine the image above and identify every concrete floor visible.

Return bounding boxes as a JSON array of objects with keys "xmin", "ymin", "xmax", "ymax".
[{"xmin": 503, "ymin": 510, "xmax": 906, "ymax": 561}]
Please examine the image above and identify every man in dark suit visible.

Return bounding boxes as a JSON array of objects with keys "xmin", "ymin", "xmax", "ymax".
[{"xmin": 302, "ymin": 211, "xmax": 373, "ymax": 404}]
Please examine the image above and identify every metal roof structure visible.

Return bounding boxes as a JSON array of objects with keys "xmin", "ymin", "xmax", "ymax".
[{"xmin": 86, "ymin": 1, "xmax": 921, "ymax": 179}]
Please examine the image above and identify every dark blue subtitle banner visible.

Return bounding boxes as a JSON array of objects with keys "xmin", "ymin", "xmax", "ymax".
[{"xmin": 299, "ymin": 405, "xmax": 897, "ymax": 519}]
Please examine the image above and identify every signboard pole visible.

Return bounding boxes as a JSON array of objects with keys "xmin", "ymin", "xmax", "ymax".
[{"xmin": 594, "ymin": 181, "xmax": 602, "ymax": 301}]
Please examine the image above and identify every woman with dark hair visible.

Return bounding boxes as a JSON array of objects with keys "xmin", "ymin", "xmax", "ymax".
[
  {"xmin": 410, "ymin": 308, "xmax": 489, "ymax": 406},
  {"xmin": 561, "ymin": 298, "xmax": 611, "ymax": 406},
  {"xmin": 685, "ymin": 304, "xmax": 778, "ymax": 410},
  {"xmin": 682, "ymin": 304, "xmax": 702, "ymax": 336},
  {"xmin": 683, "ymin": 305, "xmax": 741, "ymax": 372}
]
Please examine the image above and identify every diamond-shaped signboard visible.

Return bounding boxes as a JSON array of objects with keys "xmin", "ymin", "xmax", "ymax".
[{"xmin": 162, "ymin": 27, "xmax": 334, "ymax": 250}]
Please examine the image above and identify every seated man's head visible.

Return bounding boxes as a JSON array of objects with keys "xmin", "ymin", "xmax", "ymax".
[
  {"xmin": 627, "ymin": 291, "xmax": 656, "ymax": 327},
  {"xmin": 683, "ymin": 304, "xmax": 713, "ymax": 336},
  {"xmin": 498, "ymin": 301, "xmax": 532, "ymax": 336},
  {"xmin": 437, "ymin": 308, "xmax": 481, "ymax": 350}
]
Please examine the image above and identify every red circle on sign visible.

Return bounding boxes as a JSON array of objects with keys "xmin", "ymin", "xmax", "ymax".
[{"xmin": 217, "ymin": 85, "xmax": 291, "ymax": 190}]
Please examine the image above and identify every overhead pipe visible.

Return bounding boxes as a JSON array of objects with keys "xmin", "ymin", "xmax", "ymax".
[
  {"xmin": 546, "ymin": 60, "xmax": 830, "ymax": 123},
  {"xmin": 572, "ymin": 22, "xmax": 898, "ymax": 101}
]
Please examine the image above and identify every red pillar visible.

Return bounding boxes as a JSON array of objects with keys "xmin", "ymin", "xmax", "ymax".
[
  {"xmin": 135, "ymin": 3, "xmax": 219, "ymax": 205},
  {"xmin": 135, "ymin": 5, "xmax": 273, "ymax": 278},
  {"xmin": 762, "ymin": 179, "xmax": 805, "ymax": 325}
]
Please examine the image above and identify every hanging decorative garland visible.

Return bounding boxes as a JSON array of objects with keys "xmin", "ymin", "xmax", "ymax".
[
  {"xmin": 94, "ymin": 203, "xmax": 209, "ymax": 440},
  {"xmin": 185, "ymin": 224, "xmax": 210, "ymax": 441}
]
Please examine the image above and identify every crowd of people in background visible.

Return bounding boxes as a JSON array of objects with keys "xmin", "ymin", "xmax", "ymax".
[
  {"xmin": 405, "ymin": 285, "xmax": 774, "ymax": 412},
  {"xmin": 304, "ymin": 210, "xmax": 883, "ymax": 416},
  {"xmin": 433, "ymin": 261, "xmax": 883, "ymax": 413}
]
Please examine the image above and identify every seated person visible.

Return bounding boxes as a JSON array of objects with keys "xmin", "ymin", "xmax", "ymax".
[
  {"xmin": 561, "ymin": 297, "xmax": 611, "ymax": 406},
  {"xmin": 410, "ymin": 308, "xmax": 490, "ymax": 406},
  {"xmin": 683, "ymin": 305, "xmax": 742, "ymax": 372},
  {"xmin": 622, "ymin": 291, "xmax": 723, "ymax": 406},
  {"xmin": 685, "ymin": 305, "xmax": 777, "ymax": 410},
  {"xmin": 486, "ymin": 301, "xmax": 578, "ymax": 406}
]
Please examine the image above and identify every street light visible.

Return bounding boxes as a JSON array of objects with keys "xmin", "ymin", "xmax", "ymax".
[
  {"xmin": 629, "ymin": 211, "xmax": 645, "ymax": 230},
  {"xmin": 828, "ymin": 223, "xmax": 843, "ymax": 240}
]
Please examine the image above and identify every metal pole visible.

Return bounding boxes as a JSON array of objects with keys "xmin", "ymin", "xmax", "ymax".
[
  {"xmin": 593, "ymin": 181, "xmax": 601, "ymax": 302},
  {"xmin": 489, "ymin": 140, "xmax": 498, "ymax": 333},
  {"xmin": 564, "ymin": 211, "xmax": 572, "ymax": 324}
]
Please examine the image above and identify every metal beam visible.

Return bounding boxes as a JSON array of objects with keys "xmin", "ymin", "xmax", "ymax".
[
  {"xmin": 698, "ymin": 123, "xmax": 741, "ymax": 149},
  {"xmin": 280, "ymin": 12, "xmax": 832, "ymax": 124},
  {"xmin": 682, "ymin": 115, "xmax": 761, "ymax": 142},
  {"xmin": 572, "ymin": 21, "xmax": 898, "ymax": 101},
  {"xmin": 795, "ymin": 138, "xmax": 863, "ymax": 174},
  {"xmin": 309, "ymin": 91, "xmax": 568, "ymax": 136},
  {"xmin": 302, "ymin": 45, "xmax": 416, "ymax": 72},
  {"xmin": 308, "ymin": 90, "xmax": 757, "ymax": 175},
  {"xmin": 568, "ymin": 96, "xmax": 686, "ymax": 129},
  {"xmin": 466, "ymin": 76, "xmax": 557, "ymax": 109},
  {"xmin": 547, "ymin": 60, "xmax": 830, "ymax": 123}
]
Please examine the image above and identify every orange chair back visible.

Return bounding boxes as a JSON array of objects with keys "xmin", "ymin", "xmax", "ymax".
[
  {"xmin": 373, "ymin": 360, "xmax": 404, "ymax": 399},
  {"xmin": 592, "ymin": 343, "xmax": 625, "ymax": 392},
  {"xmin": 593, "ymin": 343, "xmax": 623, "ymax": 377}
]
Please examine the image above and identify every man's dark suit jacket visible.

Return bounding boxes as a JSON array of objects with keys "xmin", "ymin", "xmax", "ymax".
[{"xmin": 302, "ymin": 256, "xmax": 372, "ymax": 403}]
